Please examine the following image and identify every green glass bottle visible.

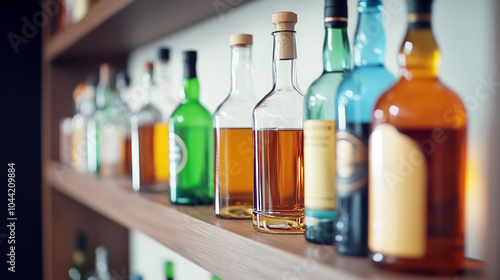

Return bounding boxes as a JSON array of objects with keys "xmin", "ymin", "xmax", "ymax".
[
  {"xmin": 303, "ymin": 0, "xmax": 350, "ymax": 245},
  {"xmin": 165, "ymin": 261, "xmax": 174, "ymax": 280},
  {"xmin": 169, "ymin": 51, "xmax": 213, "ymax": 205}
]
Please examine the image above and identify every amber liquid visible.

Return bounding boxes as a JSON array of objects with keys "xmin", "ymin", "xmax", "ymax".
[
  {"xmin": 137, "ymin": 123, "xmax": 169, "ymax": 190},
  {"xmin": 124, "ymin": 136, "xmax": 132, "ymax": 175},
  {"xmin": 214, "ymin": 128, "xmax": 253, "ymax": 218},
  {"xmin": 372, "ymin": 127, "xmax": 466, "ymax": 274},
  {"xmin": 253, "ymin": 129, "xmax": 304, "ymax": 233}
]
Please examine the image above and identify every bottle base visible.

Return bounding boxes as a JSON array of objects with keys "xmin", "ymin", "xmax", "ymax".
[
  {"xmin": 216, "ymin": 205, "xmax": 253, "ymax": 219},
  {"xmin": 370, "ymin": 252, "xmax": 465, "ymax": 275},
  {"xmin": 170, "ymin": 196, "xmax": 213, "ymax": 206},
  {"xmin": 135, "ymin": 182, "xmax": 169, "ymax": 192},
  {"xmin": 305, "ymin": 221, "xmax": 335, "ymax": 245},
  {"xmin": 252, "ymin": 213, "xmax": 304, "ymax": 234}
]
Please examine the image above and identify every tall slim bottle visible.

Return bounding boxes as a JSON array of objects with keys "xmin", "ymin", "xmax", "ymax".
[
  {"xmin": 115, "ymin": 72, "xmax": 133, "ymax": 175},
  {"xmin": 214, "ymin": 34, "xmax": 256, "ymax": 219},
  {"xmin": 253, "ymin": 12, "xmax": 304, "ymax": 234},
  {"xmin": 155, "ymin": 47, "xmax": 178, "ymax": 120},
  {"xmin": 335, "ymin": 0, "xmax": 395, "ymax": 255},
  {"xmin": 369, "ymin": 0, "xmax": 466, "ymax": 273},
  {"xmin": 131, "ymin": 62, "xmax": 169, "ymax": 191},
  {"xmin": 169, "ymin": 51, "xmax": 213, "ymax": 205},
  {"xmin": 303, "ymin": 0, "xmax": 350, "ymax": 244},
  {"xmin": 95, "ymin": 63, "xmax": 125, "ymax": 176}
]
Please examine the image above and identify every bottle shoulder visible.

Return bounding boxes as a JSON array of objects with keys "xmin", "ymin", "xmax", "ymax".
[
  {"xmin": 305, "ymin": 71, "xmax": 346, "ymax": 99},
  {"xmin": 170, "ymin": 102, "xmax": 212, "ymax": 124},
  {"xmin": 374, "ymin": 78, "xmax": 467, "ymax": 128}
]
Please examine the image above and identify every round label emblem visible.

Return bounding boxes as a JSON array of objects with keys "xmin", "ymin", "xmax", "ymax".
[
  {"xmin": 336, "ymin": 131, "xmax": 368, "ymax": 193},
  {"xmin": 171, "ymin": 134, "xmax": 188, "ymax": 174}
]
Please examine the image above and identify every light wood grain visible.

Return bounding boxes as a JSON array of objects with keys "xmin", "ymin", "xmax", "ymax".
[
  {"xmin": 46, "ymin": 162, "xmax": 484, "ymax": 280},
  {"xmin": 44, "ymin": 0, "xmax": 252, "ymax": 60}
]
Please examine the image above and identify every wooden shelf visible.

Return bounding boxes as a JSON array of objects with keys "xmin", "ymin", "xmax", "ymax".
[
  {"xmin": 44, "ymin": 0, "xmax": 251, "ymax": 61},
  {"xmin": 45, "ymin": 162, "xmax": 483, "ymax": 280}
]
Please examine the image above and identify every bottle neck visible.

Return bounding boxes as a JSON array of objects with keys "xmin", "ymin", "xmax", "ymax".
[
  {"xmin": 182, "ymin": 59, "xmax": 199, "ymax": 103},
  {"xmin": 142, "ymin": 69, "xmax": 154, "ymax": 104},
  {"xmin": 324, "ymin": 22, "xmax": 350, "ymax": 72},
  {"xmin": 230, "ymin": 45, "xmax": 254, "ymax": 97},
  {"xmin": 354, "ymin": 0, "xmax": 386, "ymax": 67},
  {"xmin": 272, "ymin": 31, "xmax": 299, "ymax": 89},
  {"xmin": 399, "ymin": 13, "xmax": 440, "ymax": 80}
]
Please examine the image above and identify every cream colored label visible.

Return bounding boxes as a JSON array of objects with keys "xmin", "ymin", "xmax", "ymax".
[
  {"xmin": 369, "ymin": 124, "xmax": 427, "ymax": 258},
  {"xmin": 304, "ymin": 120, "xmax": 335, "ymax": 210}
]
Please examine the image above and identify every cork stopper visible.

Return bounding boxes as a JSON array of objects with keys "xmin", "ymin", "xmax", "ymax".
[
  {"xmin": 272, "ymin": 11, "xmax": 297, "ymax": 60},
  {"xmin": 272, "ymin": 11, "xmax": 297, "ymax": 31},
  {"xmin": 99, "ymin": 63, "xmax": 110, "ymax": 84},
  {"xmin": 144, "ymin": 61, "xmax": 154, "ymax": 72},
  {"xmin": 230, "ymin": 34, "xmax": 253, "ymax": 47}
]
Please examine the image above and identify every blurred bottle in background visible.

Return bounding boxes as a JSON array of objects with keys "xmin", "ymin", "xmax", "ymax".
[
  {"xmin": 131, "ymin": 62, "xmax": 169, "ymax": 191},
  {"xmin": 68, "ymin": 231, "xmax": 87, "ymax": 280},
  {"xmin": 155, "ymin": 47, "xmax": 178, "ymax": 120},
  {"xmin": 95, "ymin": 63, "xmax": 125, "ymax": 177}
]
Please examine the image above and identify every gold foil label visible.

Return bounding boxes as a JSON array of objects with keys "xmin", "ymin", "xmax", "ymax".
[
  {"xmin": 304, "ymin": 120, "xmax": 335, "ymax": 210},
  {"xmin": 336, "ymin": 131, "xmax": 368, "ymax": 193},
  {"xmin": 369, "ymin": 124, "xmax": 427, "ymax": 258}
]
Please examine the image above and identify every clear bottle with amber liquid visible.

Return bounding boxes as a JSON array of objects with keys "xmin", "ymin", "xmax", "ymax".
[
  {"xmin": 214, "ymin": 34, "xmax": 256, "ymax": 219},
  {"xmin": 304, "ymin": 0, "xmax": 350, "ymax": 245},
  {"xmin": 369, "ymin": 0, "xmax": 466, "ymax": 274},
  {"xmin": 253, "ymin": 12, "xmax": 304, "ymax": 234},
  {"xmin": 130, "ymin": 62, "xmax": 169, "ymax": 192}
]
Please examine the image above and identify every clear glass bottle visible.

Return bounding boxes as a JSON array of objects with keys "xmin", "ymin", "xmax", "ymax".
[
  {"xmin": 214, "ymin": 34, "xmax": 256, "ymax": 219},
  {"xmin": 115, "ymin": 71, "xmax": 133, "ymax": 176},
  {"xmin": 169, "ymin": 51, "xmax": 213, "ymax": 205},
  {"xmin": 253, "ymin": 12, "xmax": 304, "ymax": 234},
  {"xmin": 71, "ymin": 76, "xmax": 96, "ymax": 174},
  {"xmin": 303, "ymin": 0, "xmax": 350, "ymax": 245},
  {"xmin": 155, "ymin": 47, "xmax": 178, "ymax": 120},
  {"xmin": 131, "ymin": 62, "xmax": 169, "ymax": 191},
  {"xmin": 369, "ymin": 0, "xmax": 466, "ymax": 273},
  {"xmin": 95, "ymin": 63, "xmax": 125, "ymax": 176},
  {"xmin": 334, "ymin": 0, "xmax": 396, "ymax": 256}
]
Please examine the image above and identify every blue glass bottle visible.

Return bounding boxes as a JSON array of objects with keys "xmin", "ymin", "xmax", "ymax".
[
  {"xmin": 304, "ymin": 0, "xmax": 350, "ymax": 244},
  {"xmin": 335, "ymin": 0, "xmax": 396, "ymax": 256}
]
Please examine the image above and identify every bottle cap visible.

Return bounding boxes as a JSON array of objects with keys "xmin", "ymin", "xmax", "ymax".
[
  {"xmin": 75, "ymin": 231, "xmax": 86, "ymax": 251},
  {"xmin": 407, "ymin": 0, "xmax": 433, "ymax": 14},
  {"xmin": 144, "ymin": 61, "xmax": 154, "ymax": 71},
  {"xmin": 230, "ymin": 34, "xmax": 253, "ymax": 46},
  {"xmin": 324, "ymin": 0, "xmax": 348, "ymax": 22},
  {"xmin": 272, "ymin": 11, "xmax": 297, "ymax": 31},
  {"xmin": 99, "ymin": 63, "xmax": 110, "ymax": 84},
  {"xmin": 159, "ymin": 48, "xmax": 170, "ymax": 60},
  {"xmin": 183, "ymin": 50, "xmax": 197, "ymax": 63}
]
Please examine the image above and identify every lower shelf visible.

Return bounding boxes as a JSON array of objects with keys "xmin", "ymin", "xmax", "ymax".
[{"xmin": 45, "ymin": 161, "xmax": 483, "ymax": 280}]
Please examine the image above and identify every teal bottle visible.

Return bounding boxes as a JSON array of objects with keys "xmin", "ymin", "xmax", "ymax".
[
  {"xmin": 169, "ymin": 51, "xmax": 213, "ymax": 205},
  {"xmin": 335, "ymin": 0, "xmax": 396, "ymax": 255},
  {"xmin": 303, "ymin": 0, "xmax": 350, "ymax": 245}
]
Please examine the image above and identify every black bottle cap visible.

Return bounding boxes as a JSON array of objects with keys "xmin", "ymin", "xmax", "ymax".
[
  {"xmin": 75, "ymin": 231, "xmax": 86, "ymax": 251},
  {"xmin": 325, "ymin": 0, "xmax": 347, "ymax": 27},
  {"xmin": 183, "ymin": 50, "xmax": 197, "ymax": 79},
  {"xmin": 183, "ymin": 50, "xmax": 197, "ymax": 63},
  {"xmin": 407, "ymin": 0, "xmax": 433, "ymax": 14},
  {"xmin": 159, "ymin": 47, "xmax": 170, "ymax": 60}
]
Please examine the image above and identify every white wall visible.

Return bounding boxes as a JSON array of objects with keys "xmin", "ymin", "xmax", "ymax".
[{"xmin": 128, "ymin": 0, "xmax": 494, "ymax": 274}]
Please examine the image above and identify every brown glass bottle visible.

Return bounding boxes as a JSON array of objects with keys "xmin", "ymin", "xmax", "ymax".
[{"xmin": 368, "ymin": 0, "xmax": 466, "ymax": 274}]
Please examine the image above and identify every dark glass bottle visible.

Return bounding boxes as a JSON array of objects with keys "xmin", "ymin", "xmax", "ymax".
[
  {"xmin": 304, "ymin": 0, "xmax": 350, "ymax": 245},
  {"xmin": 369, "ymin": 0, "xmax": 466, "ymax": 273},
  {"xmin": 169, "ymin": 51, "xmax": 213, "ymax": 205},
  {"xmin": 334, "ymin": 0, "xmax": 395, "ymax": 255}
]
